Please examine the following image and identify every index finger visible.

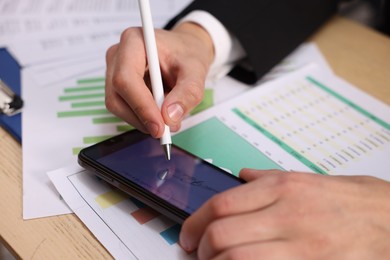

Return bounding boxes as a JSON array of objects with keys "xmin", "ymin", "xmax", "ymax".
[
  {"xmin": 110, "ymin": 27, "xmax": 166, "ymax": 137},
  {"xmin": 179, "ymin": 172, "xmax": 281, "ymax": 252}
]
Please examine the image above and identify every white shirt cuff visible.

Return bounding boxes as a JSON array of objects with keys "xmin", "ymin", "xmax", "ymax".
[{"xmin": 174, "ymin": 10, "xmax": 246, "ymax": 81}]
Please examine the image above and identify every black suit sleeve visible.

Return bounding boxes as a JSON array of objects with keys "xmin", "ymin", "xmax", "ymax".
[{"xmin": 166, "ymin": 0, "xmax": 340, "ymax": 84}]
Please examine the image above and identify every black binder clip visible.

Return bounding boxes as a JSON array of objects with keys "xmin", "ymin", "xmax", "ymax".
[{"xmin": 0, "ymin": 79, "xmax": 23, "ymax": 116}]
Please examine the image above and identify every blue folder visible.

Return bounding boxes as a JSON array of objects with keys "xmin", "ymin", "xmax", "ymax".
[{"xmin": 0, "ymin": 48, "xmax": 22, "ymax": 143}]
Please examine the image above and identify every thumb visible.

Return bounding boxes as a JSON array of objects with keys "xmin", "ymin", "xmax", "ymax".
[
  {"xmin": 239, "ymin": 168, "xmax": 284, "ymax": 182},
  {"xmin": 162, "ymin": 75, "xmax": 205, "ymax": 128}
]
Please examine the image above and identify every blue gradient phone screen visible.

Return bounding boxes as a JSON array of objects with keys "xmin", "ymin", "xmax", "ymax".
[{"xmin": 97, "ymin": 137, "xmax": 242, "ymax": 214}]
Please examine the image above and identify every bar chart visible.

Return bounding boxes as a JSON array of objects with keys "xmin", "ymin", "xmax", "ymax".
[
  {"xmin": 22, "ymin": 63, "xmax": 216, "ymax": 219},
  {"xmin": 56, "ymin": 76, "xmax": 134, "ymax": 155},
  {"xmin": 93, "ymin": 188, "xmax": 182, "ymax": 246},
  {"xmin": 62, "ymin": 169, "xmax": 194, "ymax": 259}
]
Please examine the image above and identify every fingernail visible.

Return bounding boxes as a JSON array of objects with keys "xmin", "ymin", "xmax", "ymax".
[
  {"xmin": 145, "ymin": 122, "xmax": 159, "ymax": 137},
  {"xmin": 179, "ymin": 233, "xmax": 192, "ymax": 252},
  {"xmin": 167, "ymin": 103, "xmax": 184, "ymax": 123}
]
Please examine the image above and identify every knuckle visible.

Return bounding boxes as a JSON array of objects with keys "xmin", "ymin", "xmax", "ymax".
[
  {"xmin": 204, "ymin": 221, "xmax": 226, "ymax": 251},
  {"xmin": 105, "ymin": 44, "xmax": 117, "ymax": 63},
  {"xmin": 272, "ymin": 173, "xmax": 295, "ymax": 195},
  {"xmin": 120, "ymin": 27, "xmax": 142, "ymax": 43},
  {"xmin": 186, "ymin": 81, "xmax": 204, "ymax": 106},
  {"xmin": 120, "ymin": 27, "xmax": 133, "ymax": 42},
  {"xmin": 273, "ymin": 172, "xmax": 308, "ymax": 195},
  {"xmin": 112, "ymin": 73, "xmax": 129, "ymax": 91},
  {"xmin": 208, "ymin": 193, "xmax": 234, "ymax": 218},
  {"xmin": 105, "ymin": 96, "xmax": 118, "ymax": 114}
]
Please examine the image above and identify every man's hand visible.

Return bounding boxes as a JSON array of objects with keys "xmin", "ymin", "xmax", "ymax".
[
  {"xmin": 180, "ymin": 169, "xmax": 390, "ymax": 259},
  {"xmin": 105, "ymin": 22, "xmax": 214, "ymax": 137}
]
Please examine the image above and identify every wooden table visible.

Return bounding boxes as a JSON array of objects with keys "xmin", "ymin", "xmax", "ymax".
[{"xmin": 1, "ymin": 16, "xmax": 390, "ymax": 259}]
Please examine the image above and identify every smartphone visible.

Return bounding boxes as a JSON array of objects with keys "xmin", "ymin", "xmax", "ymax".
[{"xmin": 78, "ymin": 130, "xmax": 244, "ymax": 224}]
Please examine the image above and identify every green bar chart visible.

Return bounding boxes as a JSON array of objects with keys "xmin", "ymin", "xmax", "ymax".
[
  {"xmin": 57, "ymin": 76, "xmax": 216, "ymax": 155},
  {"xmin": 56, "ymin": 76, "xmax": 130, "ymax": 154}
]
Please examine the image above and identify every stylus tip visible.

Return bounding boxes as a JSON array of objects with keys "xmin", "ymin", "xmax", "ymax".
[{"xmin": 163, "ymin": 144, "xmax": 171, "ymax": 161}]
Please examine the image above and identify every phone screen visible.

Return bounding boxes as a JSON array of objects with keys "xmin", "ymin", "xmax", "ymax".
[{"xmin": 92, "ymin": 135, "xmax": 243, "ymax": 215}]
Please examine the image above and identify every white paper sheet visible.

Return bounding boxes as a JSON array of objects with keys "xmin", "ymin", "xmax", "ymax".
[
  {"xmin": 21, "ymin": 44, "xmax": 336, "ymax": 219},
  {"xmin": 48, "ymin": 164, "xmax": 195, "ymax": 260},
  {"xmin": 47, "ymin": 64, "xmax": 389, "ymax": 259},
  {"xmin": 2, "ymin": 0, "xmax": 191, "ymax": 64},
  {"xmin": 177, "ymin": 64, "xmax": 390, "ymax": 178},
  {"xmin": 22, "ymin": 66, "xmax": 109, "ymax": 218}
]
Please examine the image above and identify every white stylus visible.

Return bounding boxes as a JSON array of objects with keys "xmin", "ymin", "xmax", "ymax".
[{"xmin": 138, "ymin": 0, "xmax": 172, "ymax": 160}]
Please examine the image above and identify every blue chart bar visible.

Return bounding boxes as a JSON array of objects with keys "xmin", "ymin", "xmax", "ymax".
[
  {"xmin": 160, "ymin": 224, "xmax": 181, "ymax": 245},
  {"xmin": 130, "ymin": 197, "xmax": 181, "ymax": 245}
]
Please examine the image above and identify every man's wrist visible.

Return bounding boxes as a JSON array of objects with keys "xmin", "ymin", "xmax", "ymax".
[
  {"xmin": 171, "ymin": 10, "xmax": 246, "ymax": 80},
  {"xmin": 172, "ymin": 22, "xmax": 215, "ymax": 67}
]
